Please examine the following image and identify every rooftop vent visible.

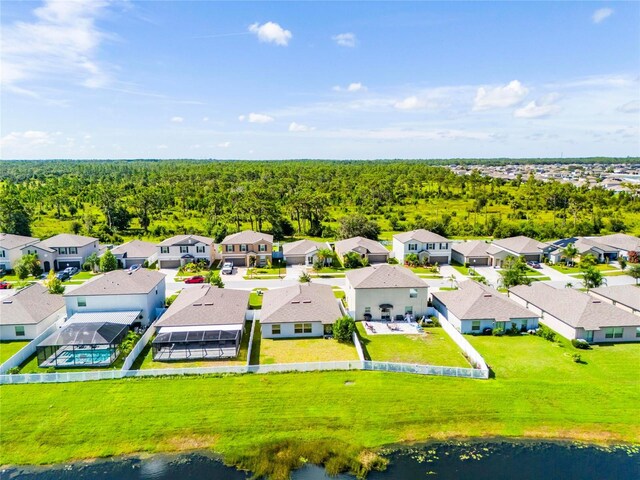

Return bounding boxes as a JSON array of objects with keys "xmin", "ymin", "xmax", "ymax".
[
  {"xmin": 302, "ymin": 300, "xmax": 312, "ymax": 303},
  {"xmin": 291, "ymin": 301, "xmax": 300, "ymax": 304},
  {"xmin": 483, "ymin": 294, "xmax": 492, "ymax": 297},
  {"xmin": 592, "ymin": 300, "xmax": 601, "ymax": 304},
  {"xmin": 2, "ymin": 300, "xmax": 12, "ymax": 304},
  {"xmin": 204, "ymin": 302, "xmax": 214, "ymax": 306},
  {"xmin": 193, "ymin": 303, "xmax": 203, "ymax": 306}
]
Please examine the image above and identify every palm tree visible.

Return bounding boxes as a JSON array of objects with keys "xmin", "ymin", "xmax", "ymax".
[{"xmin": 561, "ymin": 243, "xmax": 578, "ymax": 266}]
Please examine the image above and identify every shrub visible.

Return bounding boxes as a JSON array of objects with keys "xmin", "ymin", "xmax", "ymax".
[
  {"xmin": 7, "ymin": 367, "xmax": 20, "ymax": 375},
  {"xmin": 492, "ymin": 328, "xmax": 504, "ymax": 337},
  {"xmin": 536, "ymin": 324, "xmax": 557, "ymax": 342},
  {"xmin": 333, "ymin": 316, "xmax": 356, "ymax": 343},
  {"xmin": 387, "ymin": 257, "xmax": 398, "ymax": 264},
  {"xmin": 44, "ymin": 270, "xmax": 65, "ymax": 294},
  {"xmin": 100, "ymin": 250, "xmax": 117, "ymax": 272},
  {"xmin": 571, "ymin": 339, "xmax": 591, "ymax": 350},
  {"xmin": 313, "ymin": 260, "xmax": 324, "ymax": 271},
  {"xmin": 299, "ymin": 272, "xmax": 312, "ymax": 283},
  {"xmin": 429, "ymin": 315, "xmax": 440, "ymax": 327},
  {"xmin": 572, "ymin": 353, "xmax": 582, "ymax": 363},
  {"xmin": 82, "ymin": 261, "xmax": 91, "ymax": 271},
  {"xmin": 507, "ymin": 324, "xmax": 520, "ymax": 336}
]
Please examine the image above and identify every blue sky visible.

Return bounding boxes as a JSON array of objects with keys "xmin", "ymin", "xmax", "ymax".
[{"xmin": 1, "ymin": 1, "xmax": 639, "ymax": 160}]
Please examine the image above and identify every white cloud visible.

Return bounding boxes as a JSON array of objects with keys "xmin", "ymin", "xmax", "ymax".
[
  {"xmin": 333, "ymin": 82, "xmax": 367, "ymax": 92},
  {"xmin": 1, "ymin": 130, "xmax": 55, "ymax": 147},
  {"xmin": 618, "ymin": 100, "xmax": 640, "ymax": 113},
  {"xmin": 1, "ymin": 0, "xmax": 113, "ymax": 92},
  {"xmin": 217, "ymin": 141, "xmax": 231, "ymax": 148},
  {"xmin": 202, "ymin": 117, "xmax": 209, "ymax": 122},
  {"xmin": 592, "ymin": 8, "xmax": 613, "ymax": 24},
  {"xmin": 239, "ymin": 113, "xmax": 274, "ymax": 123},
  {"xmin": 332, "ymin": 32, "xmax": 356, "ymax": 47},
  {"xmin": 248, "ymin": 21, "xmax": 292, "ymax": 46},
  {"xmin": 513, "ymin": 93, "xmax": 560, "ymax": 118},
  {"xmin": 394, "ymin": 96, "xmax": 425, "ymax": 110},
  {"xmin": 288, "ymin": 122, "xmax": 315, "ymax": 132},
  {"xmin": 171, "ymin": 116, "xmax": 184, "ymax": 123},
  {"xmin": 473, "ymin": 80, "xmax": 529, "ymax": 111}
]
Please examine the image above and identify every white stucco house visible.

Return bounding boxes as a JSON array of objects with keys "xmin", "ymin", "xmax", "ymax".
[
  {"xmin": 282, "ymin": 239, "xmax": 331, "ymax": 266},
  {"xmin": 588, "ymin": 285, "xmax": 640, "ymax": 316},
  {"xmin": 431, "ymin": 280, "xmax": 539, "ymax": 334},
  {"xmin": 334, "ymin": 236, "xmax": 390, "ymax": 264},
  {"xmin": 0, "ymin": 233, "xmax": 40, "ymax": 272},
  {"xmin": 156, "ymin": 234, "xmax": 214, "ymax": 269},
  {"xmin": 63, "ymin": 269, "xmax": 166, "ymax": 327},
  {"xmin": 0, "ymin": 284, "xmax": 66, "ymax": 340},
  {"xmin": 260, "ymin": 283, "xmax": 343, "ymax": 339},
  {"xmin": 392, "ymin": 229, "xmax": 451, "ymax": 265},
  {"xmin": 21, "ymin": 234, "xmax": 99, "ymax": 272},
  {"xmin": 486, "ymin": 235, "xmax": 548, "ymax": 267},
  {"xmin": 345, "ymin": 264, "xmax": 429, "ymax": 321},
  {"xmin": 451, "ymin": 240, "xmax": 491, "ymax": 266},
  {"xmin": 109, "ymin": 239, "xmax": 159, "ymax": 269},
  {"xmin": 593, "ymin": 233, "xmax": 640, "ymax": 261},
  {"xmin": 509, "ymin": 283, "xmax": 640, "ymax": 343}
]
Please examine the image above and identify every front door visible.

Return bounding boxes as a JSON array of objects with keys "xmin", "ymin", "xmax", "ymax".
[
  {"xmin": 585, "ymin": 330, "xmax": 594, "ymax": 343},
  {"xmin": 381, "ymin": 308, "xmax": 391, "ymax": 321}
]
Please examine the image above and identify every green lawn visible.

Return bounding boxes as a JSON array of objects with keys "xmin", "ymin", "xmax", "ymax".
[
  {"xmin": 251, "ymin": 322, "xmax": 358, "ymax": 365},
  {"xmin": 175, "ymin": 271, "xmax": 211, "ymax": 281},
  {"xmin": 549, "ymin": 263, "xmax": 616, "ymax": 275},
  {"xmin": 407, "ymin": 266, "xmax": 441, "ymax": 274},
  {"xmin": 249, "ymin": 288, "xmax": 266, "ymax": 309},
  {"xmin": 242, "ymin": 274, "xmax": 283, "ymax": 280},
  {"xmin": 356, "ymin": 324, "xmax": 469, "ymax": 368},
  {"xmin": 0, "ymin": 341, "xmax": 29, "ymax": 364},
  {"xmin": 133, "ymin": 323, "xmax": 252, "ymax": 369},
  {"xmin": 1, "ymin": 339, "xmax": 639, "ymax": 473},
  {"xmin": 247, "ymin": 267, "xmax": 286, "ymax": 276},
  {"xmin": 0, "ymin": 274, "xmax": 20, "ymax": 282},
  {"xmin": 333, "ymin": 289, "xmax": 345, "ymax": 300}
]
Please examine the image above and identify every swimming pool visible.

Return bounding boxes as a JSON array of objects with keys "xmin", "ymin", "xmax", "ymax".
[{"xmin": 57, "ymin": 348, "xmax": 115, "ymax": 365}]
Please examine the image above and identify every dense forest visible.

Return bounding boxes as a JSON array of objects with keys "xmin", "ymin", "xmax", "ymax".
[{"xmin": 1, "ymin": 160, "xmax": 639, "ymax": 244}]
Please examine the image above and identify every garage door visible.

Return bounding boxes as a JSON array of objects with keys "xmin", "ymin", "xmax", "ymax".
[
  {"xmin": 429, "ymin": 255, "xmax": 449, "ymax": 265},
  {"xmin": 58, "ymin": 260, "xmax": 81, "ymax": 270},
  {"xmin": 225, "ymin": 257, "xmax": 246, "ymax": 267},
  {"xmin": 367, "ymin": 254, "xmax": 389, "ymax": 264},
  {"xmin": 286, "ymin": 255, "xmax": 305, "ymax": 265},
  {"xmin": 159, "ymin": 259, "xmax": 180, "ymax": 269},
  {"xmin": 468, "ymin": 257, "xmax": 489, "ymax": 266},
  {"xmin": 523, "ymin": 254, "xmax": 541, "ymax": 262}
]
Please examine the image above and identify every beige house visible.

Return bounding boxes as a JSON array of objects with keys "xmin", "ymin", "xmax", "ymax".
[
  {"xmin": 0, "ymin": 284, "xmax": 66, "ymax": 340},
  {"xmin": 110, "ymin": 240, "xmax": 158, "ymax": 268},
  {"xmin": 392, "ymin": 229, "xmax": 451, "ymax": 265},
  {"xmin": 334, "ymin": 236, "xmax": 389, "ymax": 264},
  {"xmin": 21, "ymin": 234, "xmax": 99, "ymax": 272},
  {"xmin": 0, "ymin": 233, "xmax": 40, "ymax": 272},
  {"xmin": 157, "ymin": 234, "xmax": 214, "ymax": 269},
  {"xmin": 219, "ymin": 230, "xmax": 273, "ymax": 267},
  {"xmin": 260, "ymin": 283, "xmax": 342, "ymax": 338},
  {"xmin": 345, "ymin": 264, "xmax": 429, "ymax": 321},
  {"xmin": 486, "ymin": 235, "xmax": 549, "ymax": 267},
  {"xmin": 282, "ymin": 239, "xmax": 331, "ymax": 266},
  {"xmin": 509, "ymin": 283, "xmax": 640, "ymax": 343},
  {"xmin": 589, "ymin": 285, "xmax": 640, "ymax": 316},
  {"xmin": 451, "ymin": 240, "xmax": 491, "ymax": 266}
]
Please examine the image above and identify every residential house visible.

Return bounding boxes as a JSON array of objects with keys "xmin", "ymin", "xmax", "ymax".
[
  {"xmin": 282, "ymin": 239, "xmax": 331, "ymax": 266},
  {"xmin": 21, "ymin": 234, "xmax": 99, "ymax": 272},
  {"xmin": 345, "ymin": 264, "xmax": 429, "ymax": 321},
  {"xmin": 392, "ymin": 229, "xmax": 451, "ymax": 265},
  {"xmin": 0, "ymin": 284, "xmax": 65, "ymax": 340},
  {"xmin": 589, "ymin": 285, "xmax": 640, "ymax": 316},
  {"xmin": 219, "ymin": 230, "xmax": 273, "ymax": 267},
  {"xmin": 451, "ymin": 240, "xmax": 491, "ymax": 266},
  {"xmin": 334, "ymin": 236, "xmax": 389, "ymax": 264},
  {"xmin": 0, "ymin": 233, "xmax": 40, "ymax": 272},
  {"xmin": 63, "ymin": 269, "xmax": 166, "ymax": 327},
  {"xmin": 596, "ymin": 233, "xmax": 640, "ymax": 261},
  {"xmin": 152, "ymin": 285, "xmax": 250, "ymax": 361},
  {"xmin": 156, "ymin": 234, "xmax": 213, "ymax": 269},
  {"xmin": 486, "ymin": 235, "xmax": 548, "ymax": 267},
  {"xmin": 110, "ymin": 239, "xmax": 159, "ymax": 269},
  {"xmin": 431, "ymin": 280, "xmax": 539, "ymax": 334},
  {"xmin": 509, "ymin": 283, "xmax": 640, "ymax": 343},
  {"xmin": 260, "ymin": 283, "xmax": 342, "ymax": 339}
]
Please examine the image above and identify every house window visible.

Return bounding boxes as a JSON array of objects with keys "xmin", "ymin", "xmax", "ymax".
[
  {"xmin": 409, "ymin": 288, "xmax": 418, "ymax": 298},
  {"xmin": 405, "ymin": 306, "xmax": 413, "ymax": 314},
  {"xmin": 160, "ymin": 247, "xmax": 169, "ymax": 254},
  {"xmin": 294, "ymin": 323, "xmax": 312, "ymax": 334},
  {"xmin": 180, "ymin": 246, "xmax": 189, "ymax": 254},
  {"xmin": 240, "ymin": 244, "xmax": 248, "ymax": 252},
  {"xmin": 68, "ymin": 247, "xmax": 78, "ymax": 254},
  {"xmin": 440, "ymin": 243, "xmax": 448, "ymax": 249},
  {"xmin": 408, "ymin": 243, "xmax": 417, "ymax": 251},
  {"xmin": 0, "ymin": 251, "xmax": 5, "ymax": 258},
  {"xmin": 636, "ymin": 327, "xmax": 640, "ymax": 338},
  {"xmin": 225, "ymin": 245, "xmax": 234, "ymax": 252},
  {"xmin": 15, "ymin": 326, "xmax": 25, "ymax": 337},
  {"xmin": 604, "ymin": 327, "xmax": 624, "ymax": 339},
  {"xmin": 427, "ymin": 243, "xmax": 435, "ymax": 250},
  {"xmin": 258, "ymin": 244, "xmax": 267, "ymax": 252},
  {"xmin": 364, "ymin": 307, "xmax": 371, "ymax": 314},
  {"xmin": 471, "ymin": 321, "xmax": 481, "ymax": 331},
  {"xmin": 58, "ymin": 247, "xmax": 67, "ymax": 254},
  {"xmin": 77, "ymin": 297, "xmax": 86, "ymax": 307},
  {"xmin": 196, "ymin": 245, "xmax": 205, "ymax": 253},
  {"xmin": 271, "ymin": 324, "xmax": 281, "ymax": 335}
]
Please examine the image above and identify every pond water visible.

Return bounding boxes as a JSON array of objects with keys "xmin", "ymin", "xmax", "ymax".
[{"xmin": 2, "ymin": 441, "xmax": 638, "ymax": 480}]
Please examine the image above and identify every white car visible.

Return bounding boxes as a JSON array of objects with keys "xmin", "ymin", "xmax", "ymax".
[{"xmin": 221, "ymin": 262, "xmax": 234, "ymax": 275}]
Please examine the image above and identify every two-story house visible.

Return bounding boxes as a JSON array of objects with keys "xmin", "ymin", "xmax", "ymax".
[
  {"xmin": 21, "ymin": 234, "xmax": 99, "ymax": 272},
  {"xmin": 0, "ymin": 233, "xmax": 40, "ymax": 272},
  {"xmin": 392, "ymin": 229, "xmax": 451, "ymax": 265},
  {"xmin": 219, "ymin": 230, "xmax": 273, "ymax": 267},
  {"xmin": 156, "ymin": 235, "xmax": 214, "ymax": 269}
]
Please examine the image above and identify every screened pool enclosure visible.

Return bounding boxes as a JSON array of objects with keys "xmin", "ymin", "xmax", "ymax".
[
  {"xmin": 36, "ymin": 322, "xmax": 130, "ymax": 368},
  {"xmin": 152, "ymin": 327, "xmax": 241, "ymax": 361}
]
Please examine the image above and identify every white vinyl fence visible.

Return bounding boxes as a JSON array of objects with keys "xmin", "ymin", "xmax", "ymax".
[
  {"xmin": 120, "ymin": 325, "xmax": 157, "ymax": 371},
  {"xmin": 0, "ymin": 318, "xmax": 66, "ymax": 374},
  {"xmin": 246, "ymin": 311, "xmax": 258, "ymax": 366},
  {"xmin": 352, "ymin": 331, "xmax": 365, "ymax": 361},
  {"xmin": 436, "ymin": 312, "xmax": 489, "ymax": 372}
]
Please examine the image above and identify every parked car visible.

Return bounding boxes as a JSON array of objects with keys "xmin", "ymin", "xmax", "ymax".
[
  {"xmin": 56, "ymin": 271, "xmax": 70, "ymax": 281},
  {"xmin": 63, "ymin": 266, "xmax": 79, "ymax": 276},
  {"xmin": 526, "ymin": 261, "xmax": 542, "ymax": 269},
  {"xmin": 221, "ymin": 262, "xmax": 234, "ymax": 275},
  {"xmin": 184, "ymin": 275, "xmax": 205, "ymax": 284},
  {"xmin": 128, "ymin": 264, "xmax": 142, "ymax": 272},
  {"xmin": 0, "ymin": 281, "xmax": 11, "ymax": 289}
]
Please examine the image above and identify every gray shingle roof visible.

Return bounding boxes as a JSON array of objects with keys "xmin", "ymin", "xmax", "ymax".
[
  {"xmin": 596, "ymin": 233, "xmax": 640, "ymax": 252},
  {"xmin": 282, "ymin": 239, "xmax": 330, "ymax": 256},
  {"xmin": 393, "ymin": 229, "xmax": 449, "ymax": 244},
  {"xmin": 432, "ymin": 280, "xmax": 536, "ymax": 323},
  {"xmin": 221, "ymin": 230, "xmax": 273, "ymax": 245},
  {"xmin": 452, "ymin": 240, "xmax": 491, "ymax": 258},
  {"xmin": 573, "ymin": 237, "xmax": 616, "ymax": 254},
  {"xmin": 589, "ymin": 285, "xmax": 640, "ymax": 312},
  {"xmin": 39, "ymin": 234, "xmax": 98, "ymax": 248},
  {"xmin": 0, "ymin": 233, "xmax": 39, "ymax": 250},
  {"xmin": 157, "ymin": 234, "xmax": 213, "ymax": 247},
  {"xmin": 334, "ymin": 236, "xmax": 389, "ymax": 255},
  {"xmin": 491, "ymin": 236, "xmax": 549, "ymax": 255},
  {"xmin": 110, "ymin": 239, "xmax": 157, "ymax": 259},
  {"xmin": 509, "ymin": 283, "xmax": 640, "ymax": 330},
  {"xmin": 64, "ymin": 269, "xmax": 166, "ymax": 296},
  {"xmin": 0, "ymin": 284, "xmax": 65, "ymax": 326},
  {"xmin": 345, "ymin": 264, "xmax": 427, "ymax": 289},
  {"xmin": 260, "ymin": 283, "xmax": 342, "ymax": 325},
  {"xmin": 155, "ymin": 286, "xmax": 249, "ymax": 327}
]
